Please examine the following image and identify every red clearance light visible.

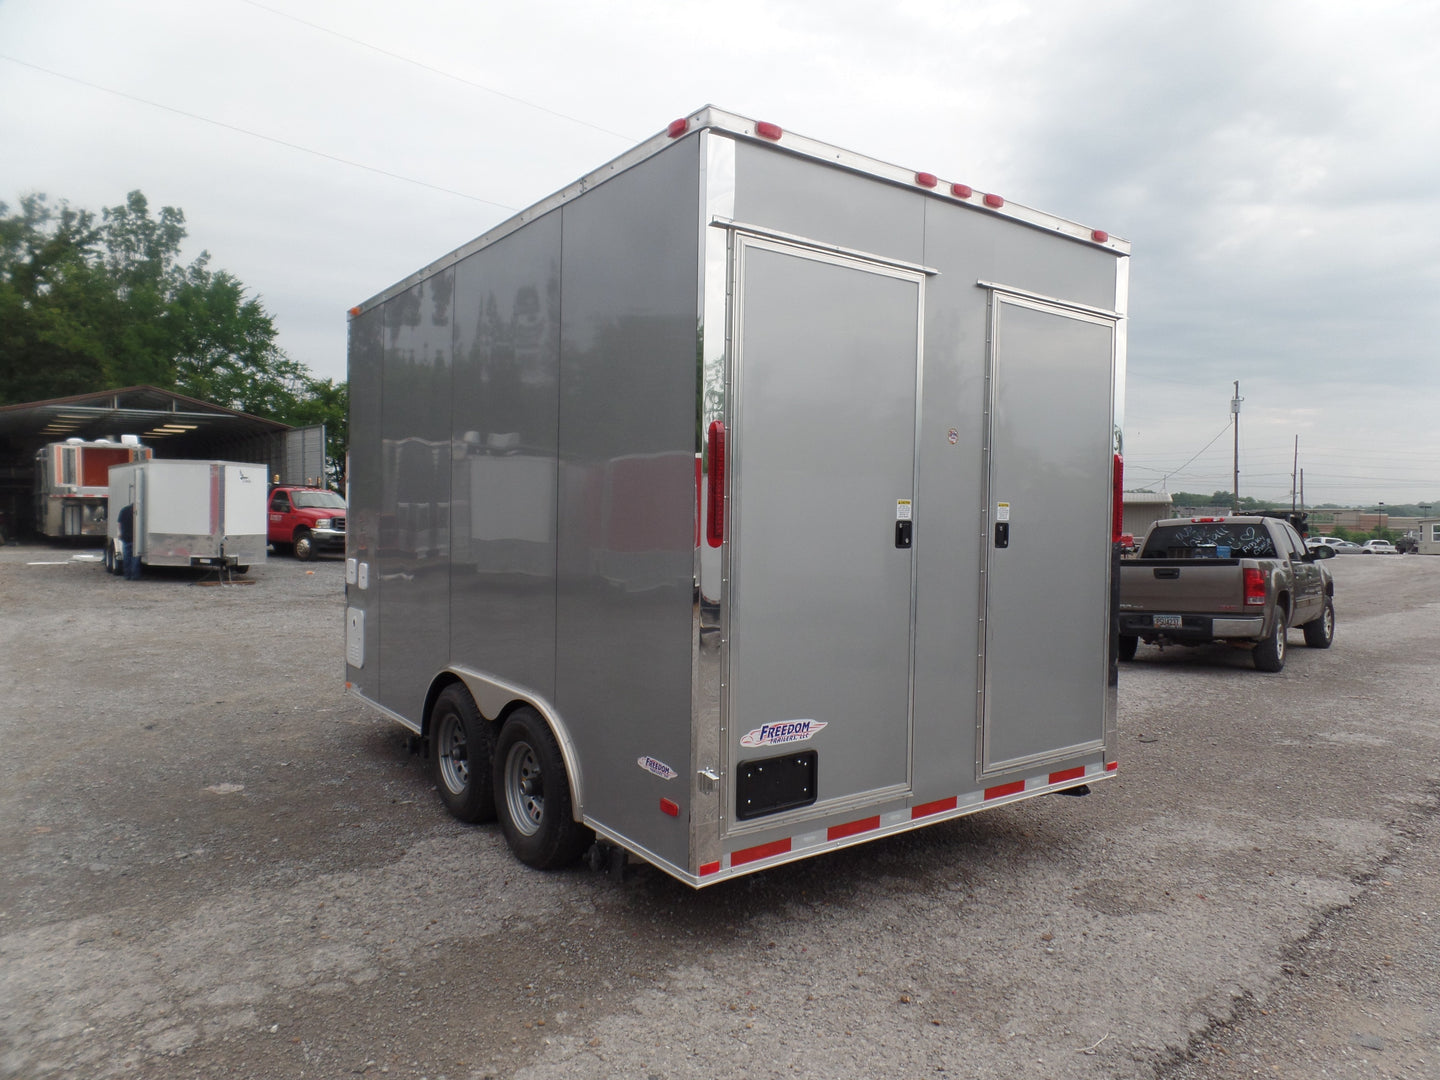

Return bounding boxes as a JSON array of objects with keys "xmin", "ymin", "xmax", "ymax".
[
  {"xmin": 1243, "ymin": 567, "xmax": 1266, "ymax": 606},
  {"xmin": 706, "ymin": 421, "xmax": 726, "ymax": 547},
  {"xmin": 983, "ymin": 193, "xmax": 1004, "ymax": 208},
  {"xmin": 951, "ymin": 183, "xmax": 973, "ymax": 199},
  {"xmin": 660, "ymin": 797, "xmax": 680, "ymax": 817},
  {"xmin": 347, "ymin": 306, "xmax": 361, "ymax": 317},
  {"xmin": 1092, "ymin": 229, "xmax": 1109, "ymax": 243},
  {"xmin": 667, "ymin": 118, "xmax": 689, "ymax": 138},
  {"xmin": 915, "ymin": 171, "xmax": 938, "ymax": 188},
  {"xmin": 755, "ymin": 121, "xmax": 783, "ymax": 141},
  {"xmin": 1112, "ymin": 454, "xmax": 1124, "ymax": 542}
]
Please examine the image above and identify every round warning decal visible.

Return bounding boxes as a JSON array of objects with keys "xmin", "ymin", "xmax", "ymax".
[{"xmin": 947, "ymin": 428, "xmax": 960, "ymax": 445}]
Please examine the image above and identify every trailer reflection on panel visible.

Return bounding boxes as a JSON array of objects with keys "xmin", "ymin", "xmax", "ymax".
[{"xmin": 345, "ymin": 107, "xmax": 1130, "ymax": 886}]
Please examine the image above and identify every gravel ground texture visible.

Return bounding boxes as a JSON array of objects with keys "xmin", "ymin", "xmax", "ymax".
[{"xmin": 1, "ymin": 546, "xmax": 1437, "ymax": 1079}]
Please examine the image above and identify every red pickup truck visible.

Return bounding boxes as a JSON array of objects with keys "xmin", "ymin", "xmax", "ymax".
[{"xmin": 267, "ymin": 486, "xmax": 346, "ymax": 560}]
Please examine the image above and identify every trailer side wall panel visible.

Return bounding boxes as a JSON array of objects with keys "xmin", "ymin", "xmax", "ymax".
[
  {"xmin": 555, "ymin": 140, "xmax": 700, "ymax": 865},
  {"xmin": 450, "ymin": 210, "xmax": 563, "ymax": 703}
]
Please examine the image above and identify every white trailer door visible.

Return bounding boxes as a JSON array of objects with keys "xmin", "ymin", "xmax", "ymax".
[
  {"xmin": 979, "ymin": 291, "xmax": 1116, "ymax": 775},
  {"xmin": 725, "ymin": 235, "xmax": 923, "ymax": 826}
]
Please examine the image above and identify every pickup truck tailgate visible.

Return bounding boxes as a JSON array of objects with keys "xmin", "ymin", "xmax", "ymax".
[{"xmin": 1120, "ymin": 561, "xmax": 1245, "ymax": 614}]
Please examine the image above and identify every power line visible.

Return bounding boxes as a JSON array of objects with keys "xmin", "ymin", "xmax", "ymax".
[
  {"xmin": 0, "ymin": 53, "xmax": 519, "ymax": 211},
  {"xmin": 235, "ymin": 0, "xmax": 639, "ymax": 144},
  {"xmin": 1146, "ymin": 421, "xmax": 1233, "ymax": 489}
]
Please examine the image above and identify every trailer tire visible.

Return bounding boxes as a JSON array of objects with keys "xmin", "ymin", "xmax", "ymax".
[
  {"xmin": 430, "ymin": 684, "xmax": 496, "ymax": 824},
  {"xmin": 494, "ymin": 707, "xmax": 592, "ymax": 870},
  {"xmin": 293, "ymin": 528, "xmax": 315, "ymax": 561},
  {"xmin": 103, "ymin": 545, "xmax": 114, "ymax": 574},
  {"xmin": 1117, "ymin": 634, "xmax": 1138, "ymax": 661},
  {"xmin": 1302, "ymin": 596, "xmax": 1335, "ymax": 649},
  {"xmin": 1253, "ymin": 609, "xmax": 1288, "ymax": 672}
]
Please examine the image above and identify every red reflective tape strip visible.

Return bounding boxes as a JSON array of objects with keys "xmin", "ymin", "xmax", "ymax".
[
  {"xmin": 731, "ymin": 838, "xmax": 792, "ymax": 866},
  {"xmin": 828, "ymin": 816, "xmax": 880, "ymax": 841},
  {"xmin": 1049, "ymin": 766, "xmax": 1086, "ymax": 785},
  {"xmin": 984, "ymin": 780, "xmax": 1026, "ymax": 800},
  {"xmin": 699, "ymin": 861, "xmax": 721, "ymax": 876},
  {"xmin": 1106, "ymin": 761, "xmax": 1119, "ymax": 772},
  {"xmin": 911, "ymin": 796, "xmax": 958, "ymax": 819}
]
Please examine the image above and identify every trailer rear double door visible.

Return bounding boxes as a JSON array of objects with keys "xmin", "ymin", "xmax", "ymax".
[{"xmin": 727, "ymin": 235, "xmax": 1114, "ymax": 821}]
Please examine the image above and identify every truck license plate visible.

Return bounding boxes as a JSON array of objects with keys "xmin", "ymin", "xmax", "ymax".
[{"xmin": 1153, "ymin": 615, "xmax": 1182, "ymax": 629}]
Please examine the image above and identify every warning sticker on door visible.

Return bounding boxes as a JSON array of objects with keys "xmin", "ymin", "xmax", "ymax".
[
  {"xmin": 740, "ymin": 720, "xmax": 828, "ymax": 748},
  {"xmin": 996, "ymin": 502, "xmax": 1011, "ymax": 522},
  {"xmin": 896, "ymin": 500, "xmax": 912, "ymax": 522}
]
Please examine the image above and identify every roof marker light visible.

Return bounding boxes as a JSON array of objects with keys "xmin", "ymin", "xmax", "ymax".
[
  {"xmin": 667, "ymin": 118, "xmax": 689, "ymax": 138},
  {"xmin": 755, "ymin": 121, "xmax": 783, "ymax": 141},
  {"xmin": 1092, "ymin": 229, "xmax": 1109, "ymax": 243},
  {"xmin": 983, "ymin": 193, "xmax": 1004, "ymax": 208},
  {"xmin": 915, "ymin": 172, "xmax": 938, "ymax": 189},
  {"xmin": 348, "ymin": 306, "xmax": 361, "ymax": 317},
  {"xmin": 951, "ymin": 183, "xmax": 973, "ymax": 199}
]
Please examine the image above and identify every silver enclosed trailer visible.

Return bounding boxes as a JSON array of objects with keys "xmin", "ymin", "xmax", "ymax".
[
  {"xmin": 346, "ymin": 107, "xmax": 1130, "ymax": 886},
  {"xmin": 107, "ymin": 459, "xmax": 268, "ymax": 573}
]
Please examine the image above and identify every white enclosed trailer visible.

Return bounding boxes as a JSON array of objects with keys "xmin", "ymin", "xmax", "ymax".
[
  {"xmin": 106, "ymin": 460, "xmax": 268, "ymax": 573},
  {"xmin": 345, "ymin": 107, "xmax": 1130, "ymax": 886}
]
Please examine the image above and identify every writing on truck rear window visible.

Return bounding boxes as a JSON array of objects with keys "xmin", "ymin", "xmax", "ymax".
[{"xmin": 1141, "ymin": 523, "xmax": 1277, "ymax": 560}]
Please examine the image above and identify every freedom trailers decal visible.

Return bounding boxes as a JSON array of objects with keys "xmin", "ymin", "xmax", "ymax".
[
  {"xmin": 637, "ymin": 756, "xmax": 679, "ymax": 780},
  {"xmin": 739, "ymin": 720, "xmax": 828, "ymax": 748}
]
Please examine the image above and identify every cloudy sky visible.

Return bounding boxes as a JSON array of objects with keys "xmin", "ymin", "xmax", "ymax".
[{"xmin": 3, "ymin": 0, "xmax": 1436, "ymax": 506}]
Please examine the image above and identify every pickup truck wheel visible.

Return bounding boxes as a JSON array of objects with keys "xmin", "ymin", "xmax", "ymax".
[
  {"xmin": 1253, "ymin": 610, "xmax": 1288, "ymax": 672},
  {"xmin": 430, "ymin": 684, "xmax": 495, "ymax": 823},
  {"xmin": 1117, "ymin": 634, "xmax": 1138, "ymax": 661},
  {"xmin": 1302, "ymin": 596, "xmax": 1335, "ymax": 649},
  {"xmin": 493, "ymin": 707, "xmax": 593, "ymax": 870},
  {"xmin": 293, "ymin": 528, "xmax": 315, "ymax": 561}
]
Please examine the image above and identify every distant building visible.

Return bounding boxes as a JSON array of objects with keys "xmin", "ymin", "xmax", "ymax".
[{"xmin": 1121, "ymin": 491, "xmax": 1173, "ymax": 541}]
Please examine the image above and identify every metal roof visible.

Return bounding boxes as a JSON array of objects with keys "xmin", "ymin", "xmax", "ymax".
[
  {"xmin": 1122, "ymin": 491, "xmax": 1174, "ymax": 505},
  {"xmin": 0, "ymin": 386, "xmax": 289, "ymax": 454}
]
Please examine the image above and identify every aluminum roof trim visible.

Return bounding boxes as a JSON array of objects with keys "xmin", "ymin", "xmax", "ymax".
[{"xmin": 350, "ymin": 105, "xmax": 1130, "ymax": 316}]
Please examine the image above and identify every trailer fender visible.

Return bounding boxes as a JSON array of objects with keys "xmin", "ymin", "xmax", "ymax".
[{"xmin": 444, "ymin": 666, "xmax": 585, "ymax": 822}]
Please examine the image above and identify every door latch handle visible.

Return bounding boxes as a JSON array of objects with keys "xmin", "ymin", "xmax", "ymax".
[
  {"xmin": 994, "ymin": 521, "xmax": 1009, "ymax": 548},
  {"xmin": 895, "ymin": 520, "xmax": 912, "ymax": 549}
]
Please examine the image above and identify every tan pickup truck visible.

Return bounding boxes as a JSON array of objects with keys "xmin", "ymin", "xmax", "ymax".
[{"xmin": 1117, "ymin": 515, "xmax": 1334, "ymax": 672}]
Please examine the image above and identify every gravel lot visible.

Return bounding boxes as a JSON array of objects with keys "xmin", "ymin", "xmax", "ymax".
[{"xmin": 1, "ymin": 547, "xmax": 1437, "ymax": 1079}]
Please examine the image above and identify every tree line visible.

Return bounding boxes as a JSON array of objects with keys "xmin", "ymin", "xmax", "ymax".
[{"xmin": 0, "ymin": 190, "xmax": 344, "ymax": 470}]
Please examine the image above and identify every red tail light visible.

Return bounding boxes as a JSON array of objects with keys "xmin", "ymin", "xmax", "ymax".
[
  {"xmin": 1112, "ymin": 453, "xmax": 1124, "ymax": 543},
  {"xmin": 706, "ymin": 421, "xmax": 726, "ymax": 547},
  {"xmin": 1244, "ymin": 567, "xmax": 1266, "ymax": 606}
]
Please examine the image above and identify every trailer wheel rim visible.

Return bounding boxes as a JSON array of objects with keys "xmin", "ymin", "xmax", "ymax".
[
  {"xmin": 435, "ymin": 711, "xmax": 469, "ymax": 794},
  {"xmin": 503, "ymin": 741, "xmax": 544, "ymax": 837}
]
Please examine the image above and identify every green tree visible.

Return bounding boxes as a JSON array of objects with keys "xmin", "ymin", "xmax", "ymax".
[{"xmin": 0, "ymin": 190, "xmax": 312, "ymax": 422}]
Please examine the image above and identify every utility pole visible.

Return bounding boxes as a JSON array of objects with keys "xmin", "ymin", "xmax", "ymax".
[
  {"xmin": 1291, "ymin": 435, "xmax": 1299, "ymax": 512},
  {"xmin": 1231, "ymin": 381, "xmax": 1243, "ymax": 514}
]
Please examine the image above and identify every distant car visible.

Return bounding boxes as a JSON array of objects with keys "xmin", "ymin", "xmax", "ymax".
[
  {"xmin": 1305, "ymin": 536, "xmax": 1359, "ymax": 557},
  {"xmin": 1360, "ymin": 539, "xmax": 1398, "ymax": 555}
]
